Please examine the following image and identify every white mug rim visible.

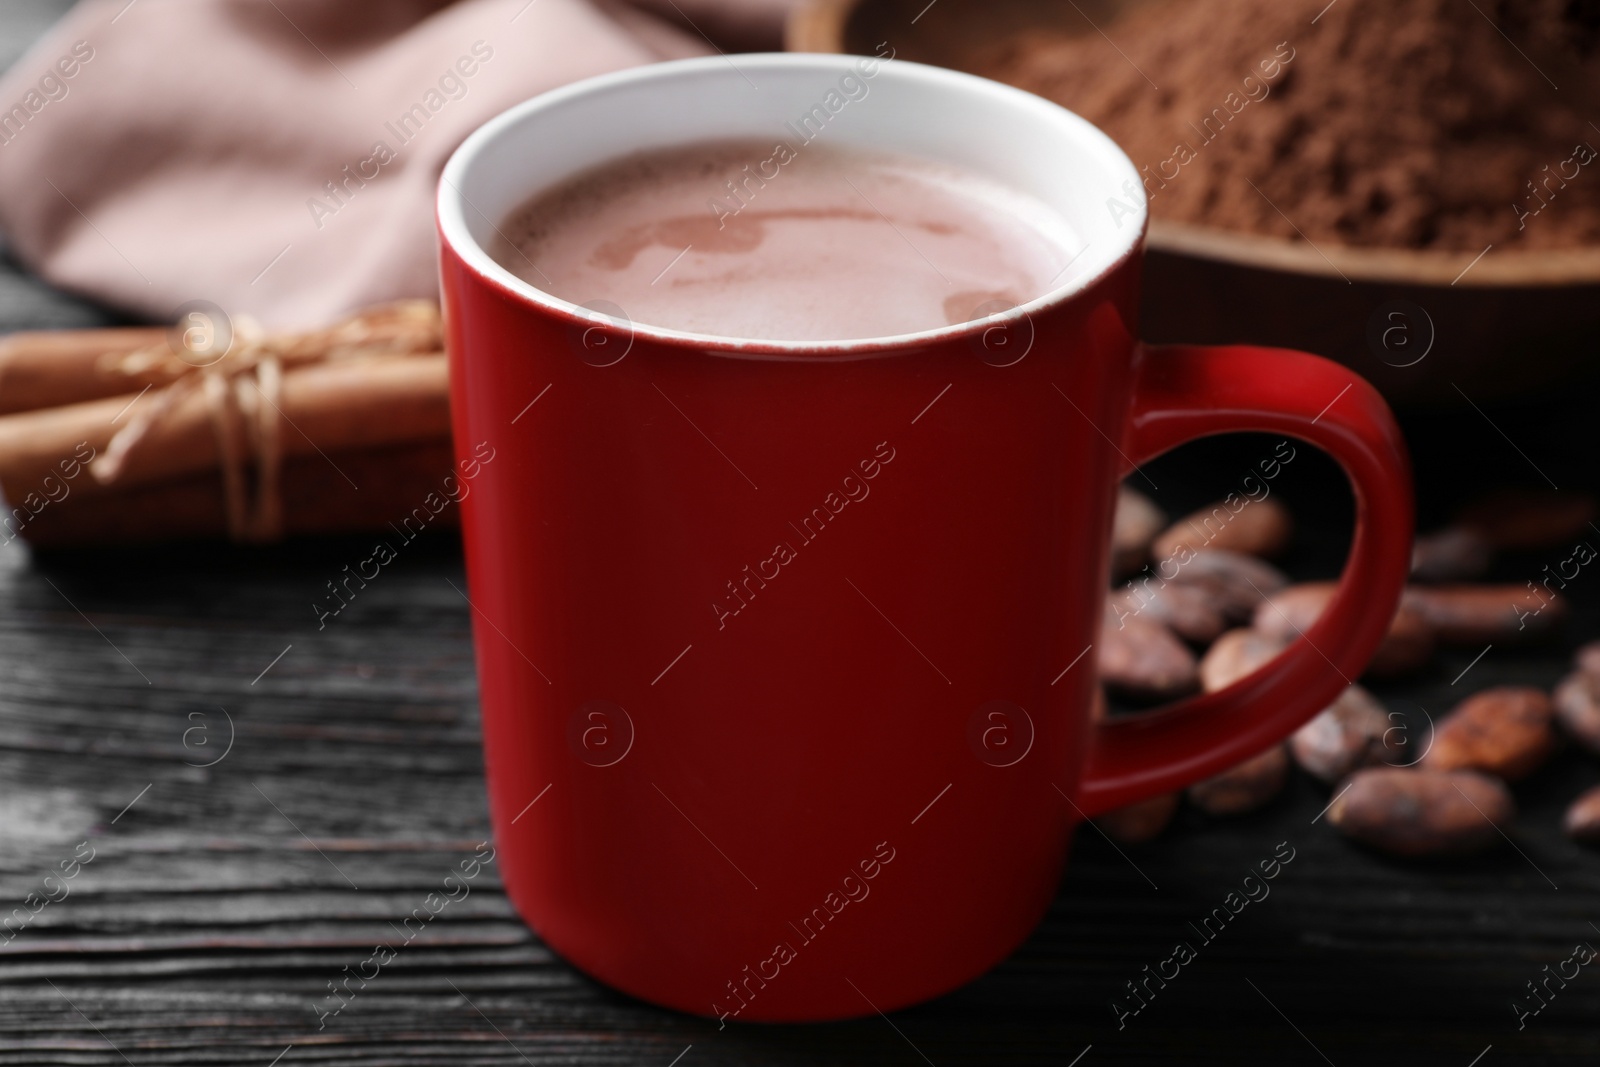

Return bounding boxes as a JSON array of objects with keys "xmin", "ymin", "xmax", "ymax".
[{"xmin": 437, "ymin": 52, "xmax": 1146, "ymax": 356}]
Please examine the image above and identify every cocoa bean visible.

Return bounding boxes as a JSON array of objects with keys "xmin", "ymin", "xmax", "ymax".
[
  {"xmin": 1290, "ymin": 685, "xmax": 1400, "ymax": 783},
  {"xmin": 1097, "ymin": 611, "xmax": 1199, "ymax": 700},
  {"xmin": 1152, "ymin": 497, "xmax": 1293, "ymax": 562},
  {"xmin": 1575, "ymin": 640, "xmax": 1600, "ymax": 678},
  {"xmin": 1198, "ymin": 628, "xmax": 1290, "ymax": 692},
  {"xmin": 1251, "ymin": 582, "xmax": 1335, "ymax": 633},
  {"xmin": 1187, "ymin": 745, "xmax": 1288, "ymax": 815},
  {"xmin": 1372, "ymin": 605, "xmax": 1438, "ymax": 676},
  {"xmin": 1563, "ymin": 784, "xmax": 1600, "ymax": 845},
  {"xmin": 1327, "ymin": 768, "xmax": 1514, "ymax": 857},
  {"xmin": 1095, "ymin": 792, "xmax": 1179, "ymax": 844},
  {"xmin": 1166, "ymin": 548, "xmax": 1289, "ymax": 622},
  {"xmin": 1410, "ymin": 526, "xmax": 1493, "ymax": 583},
  {"xmin": 1109, "ymin": 581, "xmax": 1228, "ymax": 644},
  {"xmin": 1421, "ymin": 686, "xmax": 1556, "ymax": 781},
  {"xmin": 1403, "ymin": 584, "xmax": 1568, "ymax": 644},
  {"xmin": 1553, "ymin": 671, "xmax": 1600, "ymax": 755},
  {"xmin": 1252, "ymin": 582, "xmax": 1435, "ymax": 677},
  {"xmin": 1112, "ymin": 486, "xmax": 1165, "ymax": 578},
  {"xmin": 1456, "ymin": 488, "xmax": 1597, "ymax": 551}
]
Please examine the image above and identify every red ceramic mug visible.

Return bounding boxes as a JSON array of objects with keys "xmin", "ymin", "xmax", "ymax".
[{"xmin": 437, "ymin": 53, "xmax": 1413, "ymax": 1023}]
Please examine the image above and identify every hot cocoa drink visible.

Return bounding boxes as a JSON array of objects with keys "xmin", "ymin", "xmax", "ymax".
[{"xmin": 493, "ymin": 139, "xmax": 1082, "ymax": 341}]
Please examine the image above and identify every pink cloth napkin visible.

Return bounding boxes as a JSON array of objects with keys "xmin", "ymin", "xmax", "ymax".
[{"xmin": 0, "ymin": 0, "xmax": 797, "ymax": 328}]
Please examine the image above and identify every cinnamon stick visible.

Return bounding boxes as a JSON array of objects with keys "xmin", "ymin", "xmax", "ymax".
[
  {"xmin": 11, "ymin": 439, "xmax": 462, "ymax": 548},
  {"xmin": 0, "ymin": 301, "xmax": 442, "ymax": 417},
  {"xmin": 0, "ymin": 353, "xmax": 449, "ymax": 503},
  {"xmin": 0, "ymin": 302, "xmax": 456, "ymax": 547},
  {"xmin": 0, "ymin": 327, "xmax": 172, "ymax": 414}
]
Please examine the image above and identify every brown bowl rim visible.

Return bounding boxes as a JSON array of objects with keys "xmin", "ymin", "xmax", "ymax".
[{"xmin": 1149, "ymin": 220, "xmax": 1600, "ymax": 289}]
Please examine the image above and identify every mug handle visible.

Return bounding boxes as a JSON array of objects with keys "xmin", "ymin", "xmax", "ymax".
[{"xmin": 1076, "ymin": 343, "xmax": 1414, "ymax": 816}]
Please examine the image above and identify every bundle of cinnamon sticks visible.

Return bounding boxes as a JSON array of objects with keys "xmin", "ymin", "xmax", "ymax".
[{"xmin": 0, "ymin": 302, "xmax": 454, "ymax": 548}]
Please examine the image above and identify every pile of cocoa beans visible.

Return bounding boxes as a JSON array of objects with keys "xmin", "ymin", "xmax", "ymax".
[{"xmin": 1097, "ymin": 484, "xmax": 1600, "ymax": 857}]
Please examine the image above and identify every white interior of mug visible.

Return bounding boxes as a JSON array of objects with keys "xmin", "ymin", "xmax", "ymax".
[{"xmin": 437, "ymin": 52, "xmax": 1145, "ymax": 352}]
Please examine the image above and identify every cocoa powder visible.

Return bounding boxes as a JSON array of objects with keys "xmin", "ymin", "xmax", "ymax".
[{"xmin": 972, "ymin": 0, "xmax": 1600, "ymax": 250}]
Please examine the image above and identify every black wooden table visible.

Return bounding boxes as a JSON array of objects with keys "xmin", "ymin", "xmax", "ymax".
[
  {"xmin": 4, "ymin": 6, "xmax": 1600, "ymax": 1065},
  {"xmin": 9, "ymin": 362, "xmax": 1600, "ymax": 1067}
]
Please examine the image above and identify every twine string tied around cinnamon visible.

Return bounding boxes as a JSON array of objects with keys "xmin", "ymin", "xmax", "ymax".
[{"xmin": 86, "ymin": 300, "xmax": 443, "ymax": 544}]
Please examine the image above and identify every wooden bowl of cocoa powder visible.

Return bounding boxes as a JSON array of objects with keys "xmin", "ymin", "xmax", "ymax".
[{"xmin": 787, "ymin": 0, "xmax": 1600, "ymax": 405}]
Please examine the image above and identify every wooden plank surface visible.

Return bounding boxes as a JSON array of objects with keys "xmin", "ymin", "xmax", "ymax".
[
  {"xmin": 1, "ymin": 513, "xmax": 1598, "ymax": 1067},
  {"xmin": 0, "ymin": 400, "xmax": 1596, "ymax": 1067}
]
